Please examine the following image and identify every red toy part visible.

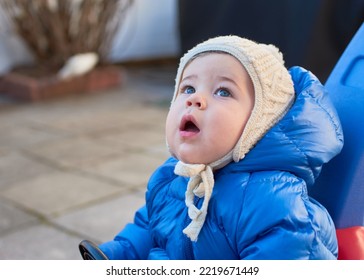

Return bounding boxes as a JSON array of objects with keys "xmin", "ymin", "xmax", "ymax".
[{"xmin": 336, "ymin": 226, "xmax": 364, "ymax": 260}]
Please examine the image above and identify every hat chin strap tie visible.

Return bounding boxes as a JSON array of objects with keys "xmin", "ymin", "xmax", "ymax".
[
  {"xmin": 174, "ymin": 151, "xmax": 234, "ymax": 241},
  {"xmin": 175, "ymin": 162, "xmax": 214, "ymax": 242}
]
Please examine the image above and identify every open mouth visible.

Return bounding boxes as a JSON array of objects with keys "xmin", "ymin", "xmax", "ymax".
[
  {"xmin": 180, "ymin": 115, "xmax": 200, "ymax": 136},
  {"xmin": 183, "ymin": 121, "xmax": 200, "ymax": 132}
]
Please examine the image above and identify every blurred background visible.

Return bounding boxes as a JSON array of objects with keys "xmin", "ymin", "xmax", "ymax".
[
  {"xmin": 0, "ymin": 0, "xmax": 363, "ymax": 259},
  {"xmin": 1, "ymin": 0, "xmax": 363, "ymax": 81}
]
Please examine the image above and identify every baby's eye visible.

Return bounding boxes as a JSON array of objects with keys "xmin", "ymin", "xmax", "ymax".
[
  {"xmin": 183, "ymin": 86, "xmax": 195, "ymax": 94},
  {"xmin": 215, "ymin": 88, "xmax": 231, "ymax": 97}
]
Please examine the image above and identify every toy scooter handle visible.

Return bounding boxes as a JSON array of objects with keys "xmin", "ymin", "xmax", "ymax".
[{"xmin": 79, "ymin": 240, "xmax": 109, "ymax": 260}]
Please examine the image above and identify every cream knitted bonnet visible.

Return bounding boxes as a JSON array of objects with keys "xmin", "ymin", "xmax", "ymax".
[{"xmin": 170, "ymin": 35, "xmax": 295, "ymax": 241}]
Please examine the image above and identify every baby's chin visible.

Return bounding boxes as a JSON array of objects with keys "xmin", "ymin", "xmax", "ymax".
[
  {"xmin": 174, "ymin": 153, "xmax": 218, "ymax": 165},
  {"xmin": 169, "ymin": 144, "xmax": 231, "ymax": 165}
]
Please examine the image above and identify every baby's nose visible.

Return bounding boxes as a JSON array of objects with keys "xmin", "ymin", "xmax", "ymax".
[{"xmin": 186, "ymin": 94, "xmax": 206, "ymax": 109}]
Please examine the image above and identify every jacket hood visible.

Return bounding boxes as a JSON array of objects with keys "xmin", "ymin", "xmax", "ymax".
[{"xmin": 224, "ymin": 66, "xmax": 344, "ymax": 187}]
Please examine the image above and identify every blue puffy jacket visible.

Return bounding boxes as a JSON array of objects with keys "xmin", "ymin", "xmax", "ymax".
[{"xmin": 99, "ymin": 67, "xmax": 344, "ymax": 259}]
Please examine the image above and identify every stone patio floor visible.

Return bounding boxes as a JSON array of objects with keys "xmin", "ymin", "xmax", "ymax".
[{"xmin": 0, "ymin": 65, "xmax": 175, "ymax": 259}]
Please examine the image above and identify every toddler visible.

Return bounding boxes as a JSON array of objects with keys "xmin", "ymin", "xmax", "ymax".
[{"xmin": 80, "ymin": 35, "xmax": 343, "ymax": 260}]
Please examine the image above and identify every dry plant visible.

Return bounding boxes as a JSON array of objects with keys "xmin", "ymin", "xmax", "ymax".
[{"xmin": 0, "ymin": 0, "xmax": 133, "ymax": 72}]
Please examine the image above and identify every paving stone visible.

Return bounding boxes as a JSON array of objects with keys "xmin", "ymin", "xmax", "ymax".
[
  {"xmin": 28, "ymin": 136, "xmax": 125, "ymax": 168},
  {"xmin": 0, "ymin": 151, "xmax": 56, "ymax": 191},
  {"xmin": 36, "ymin": 110, "xmax": 128, "ymax": 136},
  {"xmin": 0, "ymin": 122, "xmax": 67, "ymax": 150},
  {"xmin": 53, "ymin": 191, "xmax": 145, "ymax": 243},
  {"xmin": 0, "ymin": 99, "xmax": 103, "ymax": 126},
  {"xmin": 99, "ymin": 125, "xmax": 167, "ymax": 152},
  {"xmin": 120, "ymin": 106, "xmax": 168, "ymax": 128},
  {"xmin": 0, "ymin": 172, "xmax": 123, "ymax": 217},
  {"xmin": 37, "ymin": 105, "xmax": 166, "ymax": 139},
  {"xmin": 0, "ymin": 224, "xmax": 81, "ymax": 260},
  {"xmin": 144, "ymin": 143, "xmax": 171, "ymax": 159},
  {"xmin": 0, "ymin": 198, "xmax": 38, "ymax": 235},
  {"xmin": 81, "ymin": 153, "xmax": 165, "ymax": 189}
]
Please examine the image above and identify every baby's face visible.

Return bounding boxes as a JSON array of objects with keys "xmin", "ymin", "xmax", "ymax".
[{"xmin": 166, "ymin": 53, "xmax": 254, "ymax": 164}]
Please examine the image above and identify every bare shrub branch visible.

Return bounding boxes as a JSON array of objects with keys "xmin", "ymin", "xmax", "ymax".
[{"xmin": 0, "ymin": 0, "xmax": 133, "ymax": 70}]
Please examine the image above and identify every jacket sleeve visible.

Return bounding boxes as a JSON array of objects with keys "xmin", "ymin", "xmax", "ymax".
[
  {"xmin": 236, "ymin": 171, "xmax": 337, "ymax": 260},
  {"xmin": 98, "ymin": 205, "xmax": 153, "ymax": 260},
  {"xmin": 98, "ymin": 157, "xmax": 178, "ymax": 260}
]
